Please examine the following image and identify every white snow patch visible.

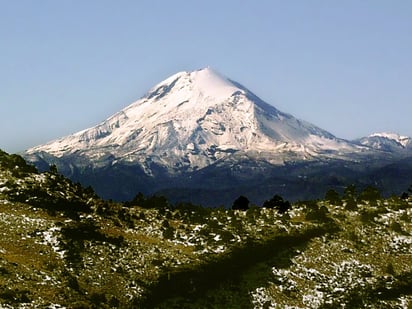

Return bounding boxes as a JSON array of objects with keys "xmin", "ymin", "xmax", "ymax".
[{"xmin": 41, "ymin": 226, "xmax": 65, "ymax": 259}]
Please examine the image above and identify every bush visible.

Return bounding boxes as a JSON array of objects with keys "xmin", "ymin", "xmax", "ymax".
[
  {"xmin": 90, "ymin": 291, "xmax": 107, "ymax": 305},
  {"xmin": 127, "ymin": 193, "xmax": 170, "ymax": 209},
  {"xmin": 390, "ymin": 222, "xmax": 404, "ymax": 234},
  {"xmin": 163, "ymin": 226, "xmax": 175, "ymax": 239},
  {"xmin": 400, "ymin": 192, "xmax": 409, "ymax": 200},
  {"xmin": 359, "ymin": 186, "xmax": 381, "ymax": 204},
  {"xmin": 360, "ymin": 209, "xmax": 379, "ymax": 223},
  {"xmin": 345, "ymin": 199, "xmax": 358, "ymax": 211},
  {"xmin": 325, "ymin": 189, "xmax": 342, "ymax": 205},
  {"xmin": 344, "ymin": 184, "xmax": 357, "ymax": 200},
  {"xmin": 232, "ymin": 196, "xmax": 249, "ymax": 211},
  {"xmin": 0, "ymin": 288, "xmax": 31, "ymax": 304},
  {"xmin": 262, "ymin": 194, "xmax": 291, "ymax": 213},
  {"xmin": 305, "ymin": 205, "xmax": 329, "ymax": 222}
]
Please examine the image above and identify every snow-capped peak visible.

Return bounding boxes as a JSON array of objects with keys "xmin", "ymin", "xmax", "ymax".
[
  {"xmin": 190, "ymin": 67, "xmax": 238, "ymax": 98},
  {"xmin": 355, "ymin": 132, "xmax": 412, "ymax": 152},
  {"xmin": 143, "ymin": 67, "xmax": 239, "ymax": 102},
  {"xmin": 26, "ymin": 68, "xmax": 363, "ymax": 175},
  {"xmin": 369, "ymin": 132, "xmax": 411, "ymax": 147}
]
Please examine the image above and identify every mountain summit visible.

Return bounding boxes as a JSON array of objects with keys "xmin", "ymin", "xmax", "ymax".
[
  {"xmin": 24, "ymin": 68, "xmax": 410, "ymax": 204},
  {"xmin": 26, "ymin": 68, "xmax": 360, "ymax": 175}
]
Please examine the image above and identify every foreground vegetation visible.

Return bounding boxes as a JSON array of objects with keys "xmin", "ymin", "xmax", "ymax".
[{"xmin": 0, "ymin": 150, "xmax": 411, "ymax": 308}]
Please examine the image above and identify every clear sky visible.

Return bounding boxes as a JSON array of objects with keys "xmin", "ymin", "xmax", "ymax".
[{"xmin": 1, "ymin": 0, "xmax": 411, "ymax": 153}]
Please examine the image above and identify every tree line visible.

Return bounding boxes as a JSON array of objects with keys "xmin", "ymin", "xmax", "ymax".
[{"xmin": 125, "ymin": 183, "xmax": 412, "ymax": 214}]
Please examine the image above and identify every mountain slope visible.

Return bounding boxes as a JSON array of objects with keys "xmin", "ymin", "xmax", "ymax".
[
  {"xmin": 23, "ymin": 68, "xmax": 411, "ymax": 203},
  {"xmin": 1, "ymin": 149, "xmax": 412, "ymax": 307},
  {"xmin": 25, "ymin": 68, "xmax": 363, "ymax": 175}
]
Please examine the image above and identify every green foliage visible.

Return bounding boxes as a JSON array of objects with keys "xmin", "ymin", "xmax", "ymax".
[
  {"xmin": 345, "ymin": 198, "xmax": 358, "ymax": 211},
  {"xmin": 0, "ymin": 151, "xmax": 37, "ymax": 176},
  {"xmin": 1, "ymin": 154, "xmax": 412, "ymax": 308},
  {"xmin": 49, "ymin": 164, "xmax": 58, "ymax": 174},
  {"xmin": 305, "ymin": 204, "xmax": 330, "ymax": 222},
  {"xmin": 390, "ymin": 222, "xmax": 404, "ymax": 234},
  {"xmin": 262, "ymin": 194, "xmax": 291, "ymax": 213},
  {"xmin": 0, "ymin": 288, "xmax": 31, "ymax": 304},
  {"xmin": 126, "ymin": 192, "xmax": 169, "ymax": 209},
  {"xmin": 360, "ymin": 209, "xmax": 380, "ymax": 223},
  {"xmin": 90, "ymin": 291, "xmax": 107, "ymax": 305},
  {"xmin": 125, "ymin": 192, "xmax": 145, "ymax": 207},
  {"xmin": 60, "ymin": 219, "xmax": 124, "ymax": 268},
  {"xmin": 162, "ymin": 225, "xmax": 175, "ymax": 239},
  {"xmin": 344, "ymin": 184, "xmax": 357, "ymax": 200},
  {"xmin": 0, "ymin": 151, "xmax": 98, "ymax": 215},
  {"xmin": 174, "ymin": 202, "xmax": 211, "ymax": 224},
  {"xmin": 232, "ymin": 195, "xmax": 249, "ymax": 210},
  {"xmin": 325, "ymin": 189, "xmax": 342, "ymax": 205},
  {"xmin": 359, "ymin": 186, "xmax": 381, "ymax": 204}
]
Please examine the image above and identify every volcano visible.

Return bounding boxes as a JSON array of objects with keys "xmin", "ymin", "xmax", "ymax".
[{"xmin": 24, "ymin": 68, "xmax": 409, "ymax": 205}]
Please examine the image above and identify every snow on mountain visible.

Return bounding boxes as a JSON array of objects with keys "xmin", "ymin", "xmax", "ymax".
[
  {"xmin": 369, "ymin": 133, "xmax": 411, "ymax": 148},
  {"xmin": 355, "ymin": 132, "xmax": 412, "ymax": 152},
  {"xmin": 26, "ymin": 68, "xmax": 364, "ymax": 175}
]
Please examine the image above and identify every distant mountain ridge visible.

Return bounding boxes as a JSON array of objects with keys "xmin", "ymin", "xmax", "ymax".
[
  {"xmin": 354, "ymin": 132, "xmax": 412, "ymax": 153},
  {"xmin": 23, "ymin": 68, "xmax": 412, "ymax": 205}
]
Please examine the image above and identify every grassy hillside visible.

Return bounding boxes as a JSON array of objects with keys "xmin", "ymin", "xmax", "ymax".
[{"xmin": 0, "ymin": 150, "xmax": 411, "ymax": 308}]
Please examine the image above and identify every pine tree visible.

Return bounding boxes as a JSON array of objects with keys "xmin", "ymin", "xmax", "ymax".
[
  {"xmin": 232, "ymin": 195, "xmax": 249, "ymax": 211},
  {"xmin": 262, "ymin": 194, "xmax": 291, "ymax": 213},
  {"xmin": 325, "ymin": 189, "xmax": 341, "ymax": 205}
]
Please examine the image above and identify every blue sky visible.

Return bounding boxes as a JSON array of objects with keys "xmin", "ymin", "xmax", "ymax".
[{"xmin": 1, "ymin": 0, "xmax": 411, "ymax": 153}]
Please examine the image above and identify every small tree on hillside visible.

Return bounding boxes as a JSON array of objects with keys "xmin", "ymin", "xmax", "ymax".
[
  {"xmin": 49, "ymin": 164, "xmax": 58, "ymax": 174},
  {"xmin": 343, "ymin": 184, "xmax": 358, "ymax": 210},
  {"xmin": 400, "ymin": 184, "xmax": 412, "ymax": 200},
  {"xmin": 325, "ymin": 189, "xmax": 341, "ymax": 205},
  {"xmin": 145, "ymin": 195, "xmax": 169, "ymax": 209},
  {"xmin": 359, "ymin": 186, "xmax": 381, "ymax": 204},
  {"xmin": 401, "ymin": 192, "xmax": 409, "ymax": 200},
  {"xmin": 232, "ymin": 195, "xmax": 249, "ymax": 211},
  {"xmin": 263, "ymin": 194, "xmax": 291, "ymax": 214},
  {"xmin": 343, "ymin": 184, "xmax": 357, "ymax": 201},
  {"xmin": 126, "ymin": 192, "xmax": 146, "ymax": 207}
]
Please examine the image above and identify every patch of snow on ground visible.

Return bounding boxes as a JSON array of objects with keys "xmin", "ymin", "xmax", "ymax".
[
  {"xmin": 389, "ymin": 235, "xmax": 412, "ymax": 253},
  {"xmin": 40, "ymin": 226, "xmax": 65, "ymax": 259},
  {"xmin": 251, "ymin": 287, "xmax": 277, "ymax": 309}
]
